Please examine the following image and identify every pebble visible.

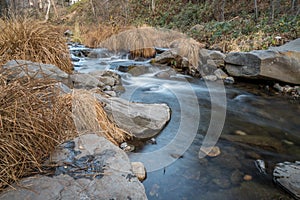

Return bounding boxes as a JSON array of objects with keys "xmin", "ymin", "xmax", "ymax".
[
  {"xmin": 274, "ymin": 83, "xmax": 283, "ymax": 92},
  {"xmin": 234, "ymin": 130, "xmax": 247, "ymax": 136},
  {"xmin": 224, "ymin": 76, "xmax": 235, "ymax": 84},
  {"xmin": 243, "ymin": 174, "xmax": 252, "ymax": 181},
  {"xmin": 282, "ymin": 139, "xmax": 294, "ymax": 145},
  {"xmin": 120, "ymin": 142, "xmax": 128, "ymax": 149},
  {"xmin": 200, "ymin": 146, "xmax": 221, "ymax": 157},
  {"xmin": 203, "ymin": 75, "xmax": 218, "ymax": 82},
  {"xmin": 131, "ymin": 162, "xmax": 146, "ymax": 181}
]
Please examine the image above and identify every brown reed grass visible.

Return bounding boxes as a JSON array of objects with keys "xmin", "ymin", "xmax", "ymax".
[
  {"xmin": 0, "ymin": 17, "xmax": 73, "ymax": 73},
  {"xmin": 0, "ymin": 69, "xmax": 131, "ymax": 191},
  {"xmin": 99, "ymin": 26, "xmax": 188, "ymax": 58}
]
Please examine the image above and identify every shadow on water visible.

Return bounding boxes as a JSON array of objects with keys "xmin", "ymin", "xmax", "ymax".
[{"xmin": 74, "ymin": 50, "xmax": 300, "ymax": 200}]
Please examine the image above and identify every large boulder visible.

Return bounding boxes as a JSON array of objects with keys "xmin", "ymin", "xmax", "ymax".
[
  {"xmin": 273, "ymin": 161, "xmax": 300, "ymax": 199},
  {"xmin": 0, "ymin": 134, "xmax": 148, "ymax": 200},
  {"xmin": 1, "ymin": 60, "xmax": 71, "ymax": 86},
  {"xmin": 198, "ymin": 49, "xmax": 226, "ymax": 76},
  {"xmin": 96, "ymin": 95, "xmax": 171, "ymax": 139},
  {"xmin": 225, "ymin": 38, "xmax": 300, "ymax": 84}
]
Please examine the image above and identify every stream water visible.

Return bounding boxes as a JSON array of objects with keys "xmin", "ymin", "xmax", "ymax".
[{"xmin": 72, "ymin": 46, "xmax": 300, "ymax": 200}]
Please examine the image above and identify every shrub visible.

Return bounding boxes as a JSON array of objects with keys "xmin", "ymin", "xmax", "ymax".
[{"xmin": 0, "ymin": 17, "xmax": 73, "ymax": 73}]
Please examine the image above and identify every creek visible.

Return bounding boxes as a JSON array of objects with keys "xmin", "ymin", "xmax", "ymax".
[{"xmin": 72, "ymin": 46, "xmax": 300, "ymax": 200}]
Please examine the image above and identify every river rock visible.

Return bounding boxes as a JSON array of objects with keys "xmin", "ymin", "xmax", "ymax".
[
  {"xmin": 70, "ymin": 73, "xmax": 105, "ymax": 89},
  {"xmin": 273, "ymin": 161, "xmax": 300, "ymax": 199},
  {"xmin": 198, "ymin": 49, "xmax": 226, "ymax": 76},
  {"xmin": 199, "ymin": 146, "xmax": 221, "ymax": 158},
  {"xmin": 225, "ymin": 38, "xmax": 300, "ymax": 84},
  {"xmin": 2, "ymin": 60, "xmax": 71, "ymax": 86},
  {"xmin": 0, "ymin": 134, "xmax": 148, "ymax": 200},
  {"xmin": 96, "ymin": 95, "xmax": 171, "ymax": 139},
  {"xmin": 203, "ymin": 75, "xmax": 218, "ymax": 81},
  {"xmin": 88, "ymin": 48, "xmax": 113, "ymax": 58},
  {"xmin": 131, "ymin": 162, "xmax": 147, "ymax": 181},
  {"xmin": 214, "ymin": 68, "xmax": 228, "ymax": 79}
]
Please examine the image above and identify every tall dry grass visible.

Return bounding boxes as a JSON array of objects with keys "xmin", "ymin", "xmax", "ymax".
[
  {"xmin": 80, "ymin": 24, "xmax": 132, "ymax": 48},
  {"xmin": 0, "ymin": 75, "xmax": 75, "ymax": 191},
  {"xmin": 0, "ymin": 69, "xmax": 131, "ymax": 191},
  {"xmin": 99, "ymin": 26, "xmax": 188, "ymax": 58},
  {"xmin": 0, "ymin": 17, "xmax": 73, "ymax": 73},
  {"xmin": 170, "ymin": 38, "xmax": 205, "ymax": 68}
]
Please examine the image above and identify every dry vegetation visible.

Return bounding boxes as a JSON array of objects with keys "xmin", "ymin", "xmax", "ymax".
[
  {"xmin": 99, "ymin": 26, "xmax": 188, "ymax": 58},
  {"xmin": 0, "ymin": 74, "xmax": 75, "ymax": 191},
  {"xmin": 0, "ymin": 17, "xmax": 73, "ymax": 73},
  {"xmin": 0, "ymin": 68, "xmax": 131, "ymax": 191}
]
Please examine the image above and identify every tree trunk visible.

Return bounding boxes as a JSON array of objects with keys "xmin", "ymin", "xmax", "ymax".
[
  {"xmin": 151, "ymin": 0, "xmax": 155, "ymax": 13},
  {"xmin": 221, "ymin": 0, "xmax": 226, "ymax": 21},
  {"xmin": 254, "ymin": 0, "xmax": 258, "ymax": 21},
  {"xmin": 44, "ymin": 0, "xmax": 51, "ymax": 22}
]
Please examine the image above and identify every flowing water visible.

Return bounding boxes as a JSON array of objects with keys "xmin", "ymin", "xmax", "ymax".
[{"xmin": 72, "ymin": 47, "xmax": 300, "ymax": 200}]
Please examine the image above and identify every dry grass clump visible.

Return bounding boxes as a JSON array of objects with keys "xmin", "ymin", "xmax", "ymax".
[
  {"xmin": 0, "ymin": 69, "xmax": 131, "ymax": 191},
  {"xmin": 0, "ymin": 17, "xmax": 73, "ymax": 73},
  {"xmin": 80, "ymin": 24, "xmax": 132, "ymax": 48},
  {"xmin": 72, "ymin": 90, "xmax": 132, "ymax": 145},
  {"xmin": 0, "ymin": 75, "xmax": 75, "ymax": 191},
  {"xmin": 99, "ymin": 26, "xmax": 188, "ymax": 58},
  {"xmin": 169, "ymin": 38, "xmax": 205, "ymax": 68}
]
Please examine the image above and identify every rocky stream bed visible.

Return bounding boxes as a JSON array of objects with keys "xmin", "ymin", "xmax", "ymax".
[{"xmin": 0, "ymin": 39, "xmax": 299, "ymax": 199}]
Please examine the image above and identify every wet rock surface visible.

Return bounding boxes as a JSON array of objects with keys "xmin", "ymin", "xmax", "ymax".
[
  {"xmin": 225, "ymin": 38, "xmax": 300, "ymax": 84},
  {"xmin": 0, "ymin": 134, "xmax": 148, "ymax": 200},
  {"xmin": 96, "ymin": 95, "xmax": 171, "ymax": 139},
  {"xmin": 2, "ymin": 60, "xmax": 71, "ymax": 86},
  {"xmin": 273, "ymin": 161, "xmax": 300, "ymax": 199}
]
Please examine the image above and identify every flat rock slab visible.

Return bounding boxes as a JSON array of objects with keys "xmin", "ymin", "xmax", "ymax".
[
  {"xmin": 96, "ymin": 95, "xmax": 171, "ymax": 139},
  {"xmin": 273, "ymin": 161, "xmax": 300, "ymax": 199},
  {"xmin": 2, "ymin": 60, "xmax": 71, "ymax": 86},
  {"xmin": 0, "ymin": 134, "xmax": 147, "ymax": 200},
  {"xmin": 225, "ymin": 38, "xmax": 300, "ymax": 84}
]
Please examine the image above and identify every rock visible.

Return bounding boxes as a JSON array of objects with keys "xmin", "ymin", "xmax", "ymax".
[
  {"xmin": 243, "ymin": 175, "xmax": 252, "ymax": 181},
  {"xmin": 198, "ymin": 49, "xmax": 226, "ymax": 76},
  {"xmin": 104, "ymin": 90, "xmax": 117, "ymax": 97},
  {"xmin": 225, "ymin": 38, "xmax": 300, "ymax": 84},
  {"xmin": 254, "ymin": 159, "xmax": 267, "ymax": 174},
  {"xmin": 274, "ymin": 83, "xmax": 284, "ymax": 92},
  {"xmin": 273, "ymin": 161, "xmax": 300, "ymax": 199},
  {"xmin": 131, "ymin": 162, "xmax": 146, "ymax": 181},
  {"xmin": 234, "ymin": 130, "xmax": 247, "ymax": 136},
  {"xmin": 282, "ymin": 139, "xmax": 294, "ymax": 145},
  {"xmin": 88, "ymin": 48, "xmax": 112, "ymax": 58},
  {"xmin": 70, "ymin": 73, "xmax": 105, "ymax": 89},
  {"xmin": 224, "ymin": 76, "xmax": 235, "ymax": 84},
  {"xmin": 214, "ymin": 68, "xmax": 228, "ymax": 80},
  {"xmin": 199, "ymin": 146, "xmax": 221, "ymax": 158},
  {"xmin": 154, "ymin": 69, "xmax": 177, "ymax": 79},
  {"xmin": 96, "ymin": 95, "xmax": 171, "ymax": 139},
  {"xmin": 98, "ymin": 76, "xmax": 116, "ymax": 86},
  {"xmin": 231, "ymin": 170, "xmax": 243, "ymax": 185},
  {"xmin": 127, "ymin": 65, "xmax": 151, "ymax": 76},
  {"xmin": 2, "ymin": 60, "xmax": 71, "ymax": 86},
  {"xmin": 203, "ymin": 75, "xmax": 218, "ymax": 81},
  {"xmin": 55, "ymin": 82, "xmax": 72, "ymax": 94},
  {"xmin": 154, "ymin": 49, "xmax": 181, "ymax": 65},
  {"xmin": 0, "ymin": 134, "xmax": 148, "ymax": 200}
]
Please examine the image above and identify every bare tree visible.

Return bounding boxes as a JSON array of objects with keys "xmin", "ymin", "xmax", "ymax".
[{"xmin": 254, "ymin": 0, "xmax": 258, "ymax": 21}]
